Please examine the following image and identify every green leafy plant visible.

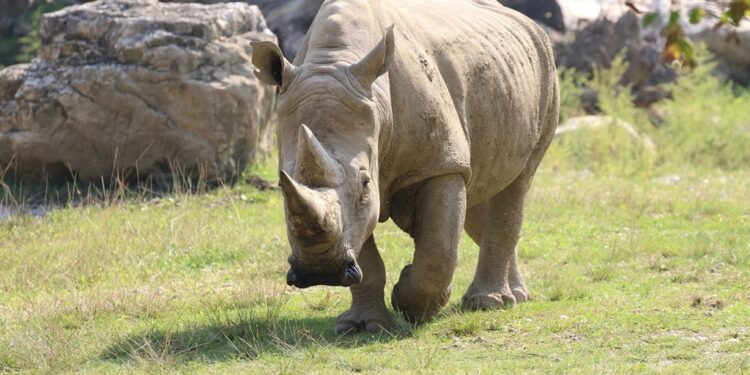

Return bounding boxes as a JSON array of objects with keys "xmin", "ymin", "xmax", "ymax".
[
  {"xmin": 15, "ymin": 1, "xmax": 68, "ymax": 63},
  {"xmin": 629, "ymin": 0, "xmax": 749, "ymax": 68},
  {"xmin": 549, "ymin": 46, "xmax": 750, "ymax": 175},
  {"xmin": 0, "ymin": 0, "xmax": 68, "ymax": 65},
  {"xmin": 547, "ymin": 54, "xmax": 657, "ymax": 176},
  {"xmin": 557, "ymin": 67, "xmax": 587, "ymax": 122},
  {"xmin": 0, "ymin": 35, "xmax": 19, "ymax": 66},
  {"xmin": 654, "ymin": 45, "xmax": 750, "ymax": 170}
]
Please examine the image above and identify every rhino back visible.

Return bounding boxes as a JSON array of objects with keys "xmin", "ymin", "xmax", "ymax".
[{"xmin": 380, "ymin": 0, "xmax": 558, "ymax": 204}]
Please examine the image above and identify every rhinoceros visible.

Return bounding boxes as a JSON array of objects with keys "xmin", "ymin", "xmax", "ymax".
[{"xmin": 251, "ymin": 0, "xmax": 559, "ymax": 334}]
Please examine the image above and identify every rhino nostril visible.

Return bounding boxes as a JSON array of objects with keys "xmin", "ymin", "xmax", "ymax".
[
  {"xmin": 344, "ymin": 261, "xmax": 363, "ymax": 285},
  {"xmin": 286, "ymin": 268, "xmax": 298, "ymax": 286}
]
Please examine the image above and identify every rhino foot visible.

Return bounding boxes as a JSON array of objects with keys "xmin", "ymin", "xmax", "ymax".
[
  {"xmin": 510, "ymin": 284, "xmax": 530, "ymax": 303},
  {"xmin": 391, "ymin": 265, "xmax": 451, "ymax": 324},
  {"xmin": 509, "ymin": 260, "xmax": 530, "ymax": 303},
  {"xmin": 335, "ymin": 306, "xmax": 395, "ymax": 335},
  {"xmin": 463, "ymin": 252, "xmax": 531, "ymax": 310},
  {"xmin": 461, "ymin": 290, "xmax": 515, "ymax": 311},
  {"xmin": 462, "ymin": 279, "xmax": 530, "ymax": 310}
]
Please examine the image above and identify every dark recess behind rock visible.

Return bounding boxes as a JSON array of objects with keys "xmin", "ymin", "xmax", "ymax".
[
  {"xmin": 0, "ymin": 0, "xmax": 32, "ymax": 36},
  {"xmin": 500, "ymin": 0, "xmax": 565, "ymax": 32}
]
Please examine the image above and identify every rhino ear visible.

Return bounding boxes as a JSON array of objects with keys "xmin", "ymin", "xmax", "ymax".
[
  {"xmin": 251, "ymin": 41, "xmax": 296, "ymax": 87},
  {"xmin": 349, "ymin": 25, "xmax": 395, "ymax": 89}
]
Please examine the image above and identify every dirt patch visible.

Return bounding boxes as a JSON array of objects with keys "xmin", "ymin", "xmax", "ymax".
[{"xmin": 691, "ymin": 295, "xmax": 726, "ymax": 309}]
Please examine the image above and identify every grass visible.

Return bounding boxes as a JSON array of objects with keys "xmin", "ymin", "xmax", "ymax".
[
  {"xmin": 2, "ymin": 166, "xmax": 748, "ymax": 373},
  {"xmin": 2, "ymin": 54, "xmax": 750, "ymax": 373}
]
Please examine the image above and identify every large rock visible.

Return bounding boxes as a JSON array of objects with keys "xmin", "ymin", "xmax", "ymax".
[
  {"xmin": 556, "ymin": 115, "xmax": 656, "ymax": 153},
  {"xmin": 556, "ymin": 0, "xmax": 750, "ymax": 85},
  {"xmin": 557, "ymin": 0, "xmax": 631, "ymax": 31},
  {"xmin": 0, "ymin": 0, "xmax": 277, "ymax": 183},
  {"xmin": 624, "ymin": 0, "xmax": 750, "ymax": 84},
  {"xmin": 555, "ymin": 12, "xmax": 675, "ymax": 107},
  {"xmin": 696, "ymin": 24, "xmax": 750, "ymax": 85}
]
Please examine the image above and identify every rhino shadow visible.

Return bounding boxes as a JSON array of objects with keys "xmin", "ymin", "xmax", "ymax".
[{"xmin": 101, "ymin": 313, "xmax": 411, "ymax": 364}]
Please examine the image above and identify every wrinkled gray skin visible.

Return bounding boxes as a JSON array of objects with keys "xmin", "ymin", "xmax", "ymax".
[{"xmin": 251, "ymin": 0, "xmax": 559, "ymax": 334}]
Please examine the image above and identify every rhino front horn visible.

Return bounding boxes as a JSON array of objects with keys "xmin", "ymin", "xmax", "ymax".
[
  {"xmin": 295, "ymin": 124, "xmax": 344, "ymax": 187},
  {"xmin": 279, "ymin": 170, "xmax": 342, "ymax": 250}
]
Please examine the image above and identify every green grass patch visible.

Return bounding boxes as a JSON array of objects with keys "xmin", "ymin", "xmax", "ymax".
[{"xmin": 1, "ymin": 164, "xmax": 749, "ymax": 373}]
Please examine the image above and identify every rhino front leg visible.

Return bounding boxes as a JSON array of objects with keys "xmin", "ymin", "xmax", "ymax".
[
  {"xmin": 392, "ymin": 174, "xmax": 466, "ymax": 324},
  {"xmin": 335, "ymin": 235, "xmax": 395, "ymax": 334}
]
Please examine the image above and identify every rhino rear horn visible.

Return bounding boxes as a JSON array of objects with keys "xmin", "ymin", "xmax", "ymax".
[
  {"xmin": 295, "ymin": 124, "xmax": 344, "ymax": 187},
  {"xmin": 349, "ymin": 25, "xmax": 395, "ymax": 89}
]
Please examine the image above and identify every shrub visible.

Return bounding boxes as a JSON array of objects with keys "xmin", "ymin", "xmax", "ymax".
[
  {"xmin": 653, "ymin": 50, "xmax": 750, "ymax": 170},
  {"xmin": 548, "ymin": 47, "xmax": 750, "ymax": 175},
  {"xmin": 547, "ymin": 53, "xmax": 656, "ymax": 176},
  {"xmin": 557, "ymin": 67, "xmax": 587, "ymax": 122}
]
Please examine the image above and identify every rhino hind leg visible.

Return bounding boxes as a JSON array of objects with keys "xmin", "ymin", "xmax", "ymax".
[
  {"xmin": 461, "ymin": 172, "xmax": 532, "ymax": 311},
  {"xmin": 335, "ymin": 235, "xmax": 395, "ymax": 335}
]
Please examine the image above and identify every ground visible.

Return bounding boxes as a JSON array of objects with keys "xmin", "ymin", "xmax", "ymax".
[
  {"xmin": 1, "ymin": 161, "xmax": 748, "ymax": 373},
  {"xmin": 2, "ymin": 57, "xmax": 750, "ymax": 373}
]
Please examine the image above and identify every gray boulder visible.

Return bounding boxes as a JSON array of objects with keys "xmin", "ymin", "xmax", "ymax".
[
  {"xmin": 685, "ymin": 20, "xmax": 750, "ymax": 85},
  {"xmin": 0, "ymin": 0, "xmax": 277, "ymax": 183},
  {"xmin": 555, "ymin": 11, "xmax": 675, "ymax": 107}
]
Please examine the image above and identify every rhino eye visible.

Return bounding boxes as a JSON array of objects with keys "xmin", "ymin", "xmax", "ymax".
[{"xmin": 359, "ymin": 175, "xmax": 372, "ymax": 206}]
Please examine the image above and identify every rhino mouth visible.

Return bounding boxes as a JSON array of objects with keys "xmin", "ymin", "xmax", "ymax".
[{"xmin": 286, "ymin": 261, "xmax": 362, "ymax": 288}]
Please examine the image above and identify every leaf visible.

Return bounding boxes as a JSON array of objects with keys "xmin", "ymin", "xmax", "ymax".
[
  {"xmin": 668, "ymin": 10, "xmax": 680, "ymax": 27},
  {"xmin": 726, "ymin": 0, "xmax": 749, "ymax": 26},
  {"xmin": 643, "ymin": 12, "xmax": 660, "ymax": 27},
  {"xmin": 660, "ymin": 22, "xmax": 696, "ymax": 69},
  {"xmin": 679, "ymin": 40, "xmax": 697, "ymax": 68},
  {"xmin": 689, "ymin": 8, "xmax": 705, "ymax": 24},
  {"xmin": 661, "ymin": 44, "xmax": 681, "ymax": 64}
]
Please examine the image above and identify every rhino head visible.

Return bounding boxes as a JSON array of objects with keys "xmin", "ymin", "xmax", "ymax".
[{"xmin": 251, "ymin": 27, "xmax": 394, "ymax": 288}]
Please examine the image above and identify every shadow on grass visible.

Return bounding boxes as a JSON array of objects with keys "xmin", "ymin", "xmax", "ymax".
[
  {"xmin": 0, "ymin": 168, "xmax": 275, "ymax": 221},
  {"xmin": 101, "ymin": 311, "xmax": 412, "ymax": 364}
]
